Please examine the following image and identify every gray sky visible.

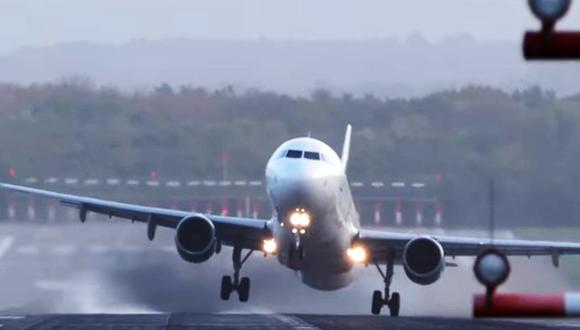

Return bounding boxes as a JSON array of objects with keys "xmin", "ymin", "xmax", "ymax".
[{"xmin": 1, "ymin": 0, "xmax": 580, "ymax": 53}]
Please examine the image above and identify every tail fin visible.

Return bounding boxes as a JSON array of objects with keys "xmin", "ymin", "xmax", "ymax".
[{"xmin": 341, "ymin": 125, "xmax": 352, "ymax": 172}]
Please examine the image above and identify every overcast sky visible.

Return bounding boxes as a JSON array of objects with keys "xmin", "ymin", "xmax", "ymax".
[{"xmin": 1, "ymin": 0, "xmax": 580, "ymax": 53}]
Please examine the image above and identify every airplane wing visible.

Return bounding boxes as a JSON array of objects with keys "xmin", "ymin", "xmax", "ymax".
[
  {"xmin": 358, "ymin": 228, "xmax": 580, "ymax": 263},
  {"xmin": 0, "ymin": 183, "xmax": 271, "ymax": 251}
]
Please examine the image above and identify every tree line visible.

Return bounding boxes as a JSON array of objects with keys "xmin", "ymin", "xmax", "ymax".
[{"xmin": 0, "ymin": 81, "xmax": 578, "ymax": 226}]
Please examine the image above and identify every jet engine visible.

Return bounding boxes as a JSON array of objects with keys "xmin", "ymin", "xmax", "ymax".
[
  {"xmin": 402, "ymin": 236, "xmax": 445, "ymax": 285},
  {"xmin": 175, "ymin": 215, "xmax": 217, "ymax": 263}
]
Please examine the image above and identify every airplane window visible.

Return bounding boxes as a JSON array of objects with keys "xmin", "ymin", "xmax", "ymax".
[
  {"xmin": 304, "ymin": 151, "xmax": 320, "ymax": 160},
  {"xmin": 286, "ymin": 150, "xmax": 302, "ymax": 158}
]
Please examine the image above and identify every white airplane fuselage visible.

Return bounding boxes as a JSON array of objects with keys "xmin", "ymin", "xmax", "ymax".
[{"xmin": 265, "ymin": 137, "xmax": 360, "ymax": 290}]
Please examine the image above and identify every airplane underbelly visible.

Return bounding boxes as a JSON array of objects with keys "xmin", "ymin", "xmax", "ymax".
[{"xmin": 275, "ymin": 210, "xmax": 356, "ymax": 290}]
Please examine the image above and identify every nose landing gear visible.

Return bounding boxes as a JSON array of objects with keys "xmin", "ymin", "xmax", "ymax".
[
  {"xmin": 288, "ymin": 229, "xmax": 307, "ymax": 262},
  {"xmin": 220, "ymin": 246, "xmax": 253, "ymax": 302},
  {"xmin": 371, "ymin": 253, "xmax": 400, "ymax": 316}
]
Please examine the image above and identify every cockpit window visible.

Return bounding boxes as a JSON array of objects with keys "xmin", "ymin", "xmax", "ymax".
[
  {"xmin": 276, "ymin": 149, "xmax": 286, "ymax": 159},
  {"xmin": 304, "ymin": 151, "xmax": 320, "ymax": 160},
  {"xmin": 286, "ymin": 149, "xmax": 302, "ymax": 158}
]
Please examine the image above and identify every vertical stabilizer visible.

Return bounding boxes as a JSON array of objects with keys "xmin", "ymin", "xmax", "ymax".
[{"xmin": 341, "ymin": 125, "xmax": 352, "ymax": 172}]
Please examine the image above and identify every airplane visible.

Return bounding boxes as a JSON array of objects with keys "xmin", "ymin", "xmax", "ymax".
[{"xmin": 3, "ymin": 125, "xmax": 580, "ymax": 316}]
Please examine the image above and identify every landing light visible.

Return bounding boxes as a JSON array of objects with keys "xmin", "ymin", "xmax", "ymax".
[
  {"xmin": 289, "ymin": 209, "xmax": 311, "ymax": 228},
  {"xmin": 263, "ymin": 238, "xmax": 278, "ymax": 254},
  {"xmin": 347, "ymin": 245, "xmax": 368, "ymax": 264}
]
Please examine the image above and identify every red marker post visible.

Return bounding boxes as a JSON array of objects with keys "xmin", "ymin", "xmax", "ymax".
[
  {"xmin": 395, "ymin": 200, "xmax": 402, "ymax": 226},
  {"xmin": 473, "ymin": 249, "xmax": 511, "ymax": 309},
  {"xmin": 523, "ymin": 0, "xmax": 580, "ymax": 60},
  {"xmin": 373, "ymin": 202, "xmax": 381, "ymax": 225},
  {"xmin": 524, "ymin": 31, "xmax": 580, "ymax": 59},
  {"xmin": 474, "ymin": 293, "xmax": 580, "ymax": 317}
]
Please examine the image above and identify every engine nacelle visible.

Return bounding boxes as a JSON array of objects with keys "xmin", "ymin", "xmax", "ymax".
[
  {"xmin": 175, "ymin": 215, "xmax": 217, "ymax": 263},
  {"xmin": 402, "ymin": 236, "xmax": 445, "ymax": 285}
]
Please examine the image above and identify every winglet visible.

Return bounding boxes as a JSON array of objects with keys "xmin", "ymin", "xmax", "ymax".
[{"xmin": 341, "ymin": 125, "xmax": 352, "ymax": 172}]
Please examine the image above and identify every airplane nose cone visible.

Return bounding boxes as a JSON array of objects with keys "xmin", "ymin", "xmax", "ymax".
[
  {"xmin": 281, "ymin": 177, "xmax": 323, "ymax": 201},
  {"xmin": 270, "ymin": 167, "xmax": 330, "ymax": 210}
]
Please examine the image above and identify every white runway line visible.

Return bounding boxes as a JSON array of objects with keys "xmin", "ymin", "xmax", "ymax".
[
  {"xmin": 51, "ymin": 244, "xmax": 77, "ymax": 257},
  {"xmin": 34, "ymin": 280, "xmax": 66, "ymax": 290},
  {"xmin": 0, "ymin": 237, "xmax": 14, "ymax": 259},
  {"xmin": 161, "ymin": 245, "xmax": 175, "ymax": 253},
  {"xmin": 119, "ymin": 245, "xmax": 146, "ymax": 254},
  {"xmin": 87, "ymin": 245, "xmax": 110, "ymax": 254},
  {"xmin": 16, "ymin": 245, "xmax": 38, "ymax": 255},
  {"xmin": 269, "ymin": 315, "xmax": 321, "ymax": 330},
  {"xmin": 0, "ymin": 315, "xmax": 25, "ymax": 328}
]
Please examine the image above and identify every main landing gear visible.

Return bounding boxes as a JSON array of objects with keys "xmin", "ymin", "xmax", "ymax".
[
  {"xmin": 372, "ymin": 254, "xmax": 400, "ymax": 316},
  {"xmin": 221, "ymin": 246, "xmax": 253, "ymax": 302}
]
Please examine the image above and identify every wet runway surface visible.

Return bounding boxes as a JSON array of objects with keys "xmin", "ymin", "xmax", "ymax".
[
  {"xmin": 0, "ymin": 221, "xmax": 579, "ymax": 329},
  {"xmin": 1, "ymin": 313, "xmax": 580, "ymax": 329}
]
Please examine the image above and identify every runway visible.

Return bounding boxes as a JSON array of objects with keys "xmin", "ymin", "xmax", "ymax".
[
  {"xmin": 0, "ymin": 221, "xmax": 578, "ymax": 329},
  {"xmin": 1, "ymin": 313, "xmax": 579, "ymax": 329}
]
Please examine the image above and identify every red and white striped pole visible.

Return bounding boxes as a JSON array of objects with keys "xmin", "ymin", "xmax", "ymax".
[
  {"xmin": 7, "ymin": 196, "xmax": 15, "ymax": 221},
  {"xmin": 205, "ymin": 200, "xmax": 213, "ymax": 215},
  {"xmin": 434, "ymin": 201, "xmax": 443, "ymax": 227},
  {"xmin": 395, "ymin": 200, "xmax": 403, "ymax": 226},
  {"xmin": 245, "ymin": 197, "xmax": 251, "ymax": 218},
  {"xmin": 220, "ymin": 200, "xmax": 229, "ymax": 216},
  {"xmin": 67, "ymin": 207, "xmax": 76, "ymax": 222},
  {"xmin": 252, "ymin": 201, "xmax": 259, "ymax": 219},
  {"xmin": 415, "ymin": 202, "xmax": 423, "ymax": 227},
  {"xmin": 473, "ymin": 293, "xmax": 580, "ymax": 317},
  {"xmin": 27, "ymin": 197, "xmax": 35, "ymax": 221},
  {"xmin": 373, "ymin": 202, "xmax": 381, "ymax": 225},
  {"xmin": 236, "ymin": 199, "xmax": 243, "ymax": 217},
  {"xmin": 47, "ymin": 201, "xmax": 56, "ymax": 222}
]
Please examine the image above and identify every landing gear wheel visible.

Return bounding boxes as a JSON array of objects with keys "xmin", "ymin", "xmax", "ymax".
[
  {"xmin": 372, "ymin": 251, "xmax": 400, "ymax": 316},
  {"xmin": 221, "ymin": 247, "xmax": 254, "ymax": 303},
  {"xmin": 388, "ymin": 292, "xmax": 400, "ymax": 317},
  {"xmin": 220, "ymin": 275, "xmax": 232, "ymax": 301},
  {"xmin": 238, "ymin": 277, "xmax": 251, "ymax": 302},
  {"xmin": 371, "ymin": 290, "xmax": 383, "ymax": 315}
]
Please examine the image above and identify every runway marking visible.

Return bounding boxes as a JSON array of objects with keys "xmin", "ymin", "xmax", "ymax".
[
  {"xmin": 269, "ymin": 314, "xmax": 321, "ymax": 330},
  {"xmin": 16, "ymin": 245, "xmax": 38, "ymax": 255},
  {"xmin": 51, "ymin": 244, "xmax": 77, "ymax": 256},
  {"xmin": 0, "ymin": 237, "xmax": 14, "ymax": 259},
  {"xmin": 0, "ymin": 316, "xmax": 24, "ymax": 319},
  {"xmin": 119, "ymin": 245, "xmax": 146, "ymax": 253},
  {"xmin": 514, "ymin": 319, "xmax": 580, "ymax": 328},
  {"xmin": 87, "ymin": 245, "xmax": 110, "ymax": 254},
  {"xmin": 161, "ymin": 246, "xmax": 175, "ymax": 253}
]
